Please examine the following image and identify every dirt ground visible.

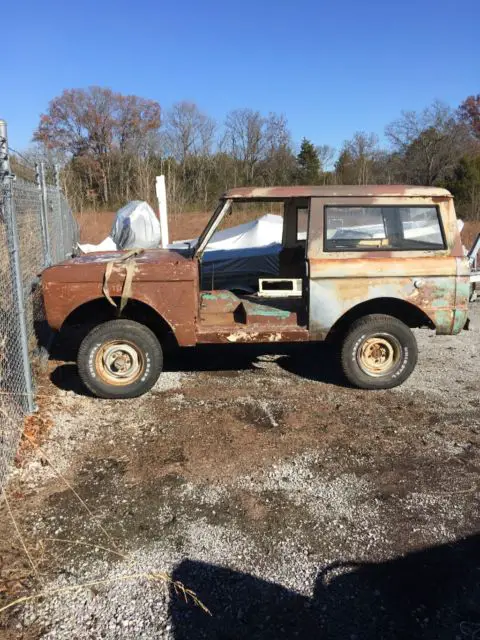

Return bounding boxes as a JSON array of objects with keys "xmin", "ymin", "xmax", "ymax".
[{"xmin": 0, "ymin": 300, "xmax": 479, "ymax": 638}]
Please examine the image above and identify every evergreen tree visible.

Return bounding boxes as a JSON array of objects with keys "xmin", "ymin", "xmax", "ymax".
[{"xmin": 297, "ymin": 138, "xmax": 320, "ymax": 184}]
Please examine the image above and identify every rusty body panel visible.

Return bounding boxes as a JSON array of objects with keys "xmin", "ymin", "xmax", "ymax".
[
  {"xmin": 224, "ymin": 185, "xmax": 452, "ymax": 200},
  {"xmin": 196, "ymin": 325, "xmax": 309, "ymax": 344},
  {"xmin": 42, "ymin": 249, "xmax": 199, "ymax": 346},
  {"xmin": 307, "ymin": 195, "xmax": 470, "ymax": 339},
  {"xmin": 41, "ymin": 185, "xmax": 470, "ymax": 353}
]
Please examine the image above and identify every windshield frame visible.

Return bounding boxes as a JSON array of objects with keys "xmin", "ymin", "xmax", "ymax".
[{"xmin": 193, "ymin": 198, "xmax": 232, "ymax": 259}]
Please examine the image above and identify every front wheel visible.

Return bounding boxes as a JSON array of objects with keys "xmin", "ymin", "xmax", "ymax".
[
  {"xmin": 77, "ymin": 319, "xmax": 163, "ymax": 399},
  {"xmin": 340, "ymin": 314, "xmax": 418, "ymax": 390}
]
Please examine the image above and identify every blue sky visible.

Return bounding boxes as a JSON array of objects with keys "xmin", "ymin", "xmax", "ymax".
[{"xmin": 4, "ymin": 0, "xmax": 480, "ymax": 155}]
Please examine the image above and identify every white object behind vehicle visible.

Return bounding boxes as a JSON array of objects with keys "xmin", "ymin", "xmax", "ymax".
[
  {"xmin": 78, "ymin": 235, "xmax": 118, "ymax": 254},
  {"xmin": 155, "ymin": 175, "xmax": 169, "ymax": 248},
  {"xmin": 111, "ymin": 200, "xmax": 161, "ymax": 250},
  {"xmin": 169, "ymin": 214, "xmax": 284, "ymax": 291},
  {"xmin": 169, "ymin": 213, "xmax": 283, "ymax": 252}
]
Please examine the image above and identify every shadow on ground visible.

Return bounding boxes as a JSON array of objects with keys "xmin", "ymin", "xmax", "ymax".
[
  {"xmin": 49, "ymin": 327, "xmax": 346, "ymax": 394},
  {"xmin": 170, "ymin": 534, "xmax": 480, "ymax": 639}
]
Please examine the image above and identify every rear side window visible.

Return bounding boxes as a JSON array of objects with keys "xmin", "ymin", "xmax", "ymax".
[
  {"xmin": 296, "ymin": 207, "xmax": 308, "ymax": 242},
  {"xmin": 325, "ymin": 206, "xmax": 445, "ymax": 251}
]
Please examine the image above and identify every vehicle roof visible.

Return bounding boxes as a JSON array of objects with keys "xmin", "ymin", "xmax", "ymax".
[{"xmin": 222, "ymin": 185, "xmax": 452, "ymax": 200}]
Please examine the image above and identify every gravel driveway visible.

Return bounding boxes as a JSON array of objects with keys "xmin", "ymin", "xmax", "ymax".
[{"xmin": 1, "ymin": 304, "xmax": 479, "ymax": 639}]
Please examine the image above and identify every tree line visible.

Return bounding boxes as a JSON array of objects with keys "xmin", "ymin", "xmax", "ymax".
[{"xmin": 32, "ymin": 87, "xmax": 480, "ymax": 219}]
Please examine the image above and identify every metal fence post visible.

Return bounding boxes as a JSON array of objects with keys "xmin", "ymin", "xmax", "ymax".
[
  {"xmin": 35, "ymin": 162, "xmax": 50, "ymax": 265},
  {"xmin": 0, "ymin": 119, "xmax": 35, "ymax": 413},
  {"xmin": 39, "ymin": 161, "xmax": 52, "ymax": 266},
  {"xmin": 54, "ymin": 163, "xmax": 66, "ymax": 258}
]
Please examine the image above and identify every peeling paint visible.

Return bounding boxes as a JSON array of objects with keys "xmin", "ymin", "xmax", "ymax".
[{"xmin": 42, "ymin": 187, "xmax": 471, "ymax": 350}]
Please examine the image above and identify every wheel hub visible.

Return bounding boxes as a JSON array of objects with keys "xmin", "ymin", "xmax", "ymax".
[
  {"xmin": 357, "ymin": 336, "xmax": 399, "ymax": 377},
  {"xmin": 96, "ymin": 341, "xmax": 144, "ymax": 385}
]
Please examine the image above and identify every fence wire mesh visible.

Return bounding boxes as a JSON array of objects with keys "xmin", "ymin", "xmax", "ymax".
[{"xmin": 0, "ymin": 122, "xmax": 78, "ymax": 488}]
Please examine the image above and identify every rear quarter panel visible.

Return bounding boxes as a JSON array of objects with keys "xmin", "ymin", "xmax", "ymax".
[{"xmin": 307, "ymin": 196, "xmax": 468, "ymax": 338}]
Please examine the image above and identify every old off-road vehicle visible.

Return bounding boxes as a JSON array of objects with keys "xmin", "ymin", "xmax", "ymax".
[{"xmin": 42, "ymin": 186, "xmax": 471, "ymax": 398}]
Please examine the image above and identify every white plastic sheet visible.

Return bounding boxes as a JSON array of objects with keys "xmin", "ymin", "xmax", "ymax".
[
  {"xmin": 169, "ymin": 214, "xmax": 283, "ymax": 252},
  {"xmin": 78, "ymin": 201, "xmax": 161, "ymax": 253},
  {"xmin": 170, "ymin": 214, "xmax": 284, "ymax": 291},
  {"xmin": 78, "ymin": 236, "xmax": 117, "ymax": 254},
  {"xmin": 111, "ymin": 200, "xmax": 161, "ymax": 250}
]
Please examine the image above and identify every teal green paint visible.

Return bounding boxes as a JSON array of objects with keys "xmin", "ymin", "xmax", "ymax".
[
  {"xmin": 202, "ymin": 291, "xmax": 237, "ymax": 301},
  {"xmin": 431, "ymin": 297, "xmax": 450, "ymax": 309},
  {"xmin": 426, "ymin": 278, "xmax": 455, "ymax": 309},
  {"xmin": 434, "ymin": 310, "xmax": 452, "ymax": 333},
  {"xmin": 247, "ymin": 304, "xmax": 290, "ymax": 318},
  {"xmin": 456, "ymin": 280, "xmax": 471, "ymax": 302},
  {"xmin": 452, "ymin": 309, "xmax": 468, "ymax": 334}
]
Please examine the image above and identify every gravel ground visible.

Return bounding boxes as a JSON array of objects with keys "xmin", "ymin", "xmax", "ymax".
[{"xmin": 0, "ymin": 304, "xmax": 479, "ymax": 639}]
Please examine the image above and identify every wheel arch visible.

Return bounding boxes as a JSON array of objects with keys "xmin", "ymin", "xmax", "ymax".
[
  {"xmin": 62, "ymin": 297, "xmax": 179, "ymax": 350},
  {"xmin": 326, "ymin": 297, "xmax": 434, "ymax": 343}
]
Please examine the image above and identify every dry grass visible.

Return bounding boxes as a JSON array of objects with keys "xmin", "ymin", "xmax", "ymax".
[
  {"xmin": 0, "ymin": 572, "xmax": 211, "ymax": 616},
  {"xmin": 1, "ymin": 429, "xmax": 211, "ymax": 620}
]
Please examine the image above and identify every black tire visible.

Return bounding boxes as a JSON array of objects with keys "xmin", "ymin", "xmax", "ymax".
[
  {"xmin": 77, "ymin": 319, "xmax": 163, "ymax": 399},
  {"xmin": 340, "ymin": 314, "xmax": 418, "ymax": 390}
]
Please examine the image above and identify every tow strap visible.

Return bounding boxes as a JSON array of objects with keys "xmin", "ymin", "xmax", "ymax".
[{"xmin": 102, "ymin": 249, "xmax": 144, "ymax": 314}]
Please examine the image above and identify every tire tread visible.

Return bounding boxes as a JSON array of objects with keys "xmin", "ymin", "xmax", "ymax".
[
  {"xmin": 340, "ymin": 314, "xmax": 418, "ymax": 390},
  {"xmin": 77, "ymin": 319, "xmax": 163, "ymax": 399}
]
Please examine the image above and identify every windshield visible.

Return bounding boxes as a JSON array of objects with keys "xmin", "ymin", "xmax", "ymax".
[{"xmin": 194, "ymin": 199, "xmax": 232, "ymax": 258}]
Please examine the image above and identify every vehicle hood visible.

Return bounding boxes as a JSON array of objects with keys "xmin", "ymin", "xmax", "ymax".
[{"xmin": 42, "ymin": 248, "xmax": 196, "ymax": 283}]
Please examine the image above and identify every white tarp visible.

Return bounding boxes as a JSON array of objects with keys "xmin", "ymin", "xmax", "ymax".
[
  {"xmin": 204, "ymin": 213, "xmax": 283, "ymax": 250},
  {"xmin": 77, "ymin": 210, "xmax": 283, "ymax": 290},
  {"xmin": 78, "ymin": 201, "xmax": 161, "ymax": 253},
  {"xmin": 170, "ymin": 213, "xmax": 283, "ymax": 251},
  {"xmin": 111, "ymin": 200, "xmax": 160, "ymax": 250},
  {"xmin": 78, "ymin": 236, "xmax": 117, "ymax": 254},
  {"xmin": 170, "ymin": 214, "xmax": 284, "ymax": 291}
]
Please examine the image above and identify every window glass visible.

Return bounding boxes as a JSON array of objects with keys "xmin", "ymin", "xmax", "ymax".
[
  {"xmin": 296, "ymin": 207, "xmax": 308, "ymax": 242},
  {"xmin": 325, "ymin": 206, "xmax": 445, "ymax": 251}
]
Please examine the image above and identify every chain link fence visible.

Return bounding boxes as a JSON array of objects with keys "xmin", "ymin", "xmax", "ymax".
[{"xmin": 0, "ymin": 120, "xmax": 78, "ymax": 488}]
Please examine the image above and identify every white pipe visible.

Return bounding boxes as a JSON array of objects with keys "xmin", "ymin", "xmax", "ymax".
[{"xmin": 155, "ymin": 175, "xmax": 169, "ymax": 248}]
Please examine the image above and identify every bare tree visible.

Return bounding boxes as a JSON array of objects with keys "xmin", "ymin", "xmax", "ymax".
[
  {"xmin": 163, "ymin": 101, "xmax": 215, "ymax": 162},
  {"xmin": 223, "ymin": 108, "xmax": 265, "ymax": 184},
  {"xmin": 385, "ymin": 101, "xmax": 471, "ymax": 184},
  {"xmin": 316, "ymin": 144, "xmax": 336, "ymax": 172},
  {"xmin": 34, "ymin": 87, "xmax": 161, "ymax": 204},
  {"xmin": 343, "ymin": 132, "xmax": 379, "ymax": 184},
  {"xmin": 261, "ymin": 113, "xmax": 295, "ymax": 184}
]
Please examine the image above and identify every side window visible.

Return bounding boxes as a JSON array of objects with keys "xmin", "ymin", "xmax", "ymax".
[
  {"xmin": 325, "ymin": 206, "xmax": 445, "ymax": 251},
  {"xmin": 296, "ymin": 207, "xmax": 308, "ymax": 242}
]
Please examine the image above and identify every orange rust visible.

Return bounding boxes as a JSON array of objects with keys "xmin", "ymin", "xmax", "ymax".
[
  {"xmin": 309, "ymin": 256, "xmax": 458, "ymax": 278},
  {"xmin": 41, "ymin": 185, "xmax": 470, "ymax": 348},
  {"xmin": 225, "ymin": 185, "xmax": 453, "ymax": 200},
  {"xmin": 43, "ymin": 249, "xmax": 198, "ymax": 346}
]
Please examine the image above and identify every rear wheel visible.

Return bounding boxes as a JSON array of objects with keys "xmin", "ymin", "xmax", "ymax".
[
  {"xmin": 77, "ymin": 319, "xmax": 163, "ymax": 399},
  {"xmin": 340, "ymin": 314, "xmax": 418, "ymax": 390}
]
